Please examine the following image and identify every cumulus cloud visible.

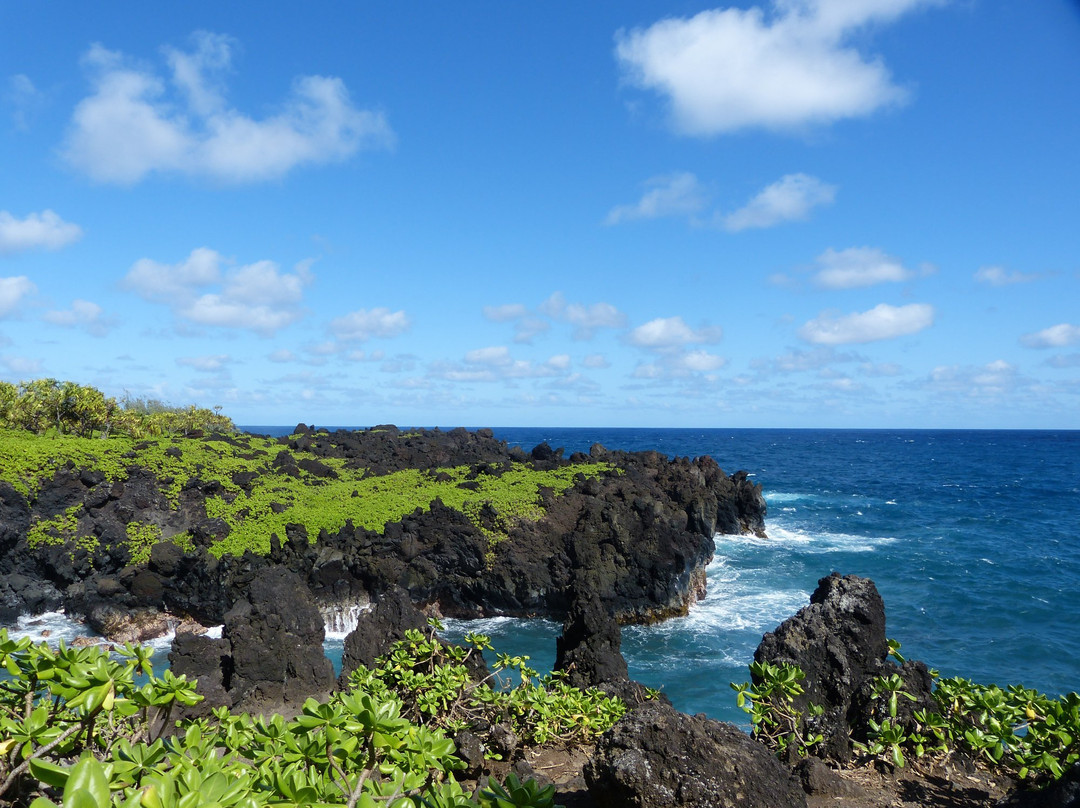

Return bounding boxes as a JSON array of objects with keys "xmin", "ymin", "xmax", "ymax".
[
  {"xmin": 62, "ymin": 32, "xmax": 393, "ymax": 184},
  {"xmin": 0, "ymin": 276, "xmax": 36, "ymax": 317},
  {"xmin": 329, "ymin": 307, "xmax": 410, "ymax": 342},
  {"xmin": 604, "ymin": 172, "xmax": 706, "ymax": 225},
  {"xmin": 42, "ymin": 299, "xmax": 111, "ymax": 336},
  {"xmin": 975, "ymin": 265, "xmax": 1040, "ymax": 286},
  {"xmin": 799, "ymin": 302, "xmax": 934, "ymax": 345},
  {"xmin": 540, "ymin": 292, "xmax": 627, "ymax": 339},
  {"xmin": 122, "ymin": 248, "xmax": 312, "ymax": 335},
  {"xmin": 582, "ymin": 353, "xmax": 611, "ymax": 369},
  {"xmin": 430, "ymin": 347, "xmax": 570, "ymax": 383},
  {"xmin": 1020, "ymin": 323, "xmax": 1080, "ymax": 349},
  {"xmin": 628, "ymin": 315, "xmax": 722, "ymax": 350},
  {"xmin": 7, "ymin": 74, "xmax": 45, "ymax": 131},
  {"xmin": 482, "ymin": 303, "xmax": 528, "ymax": 322},
  {"xmin": 922, "ymin": 359, "xmax": 1020, "ymax": 396},
  {"xmin": 176, "ymin": 354, "xmax": 230, "ymax": 371},
  {"xmin": 614, "ymin": 0, "xmax": 939, "ymax": 135},
  {"xmin": 721, "ymin": 173, "xmax": 836, "ymax": 231},
  {"xmin": 0, "ymin": 354, "xmax": 41, "ymax": 375},
  {"xmin": 485, "ymin": 292, "xmax": 624, "ymax": 342},
  {"xmin": 812, "ymin": 246, "xmax": 913, "ymax": 289},
  {"xmin": 0, "ymin": 210, "xmax": 83, "ymax": 254}
]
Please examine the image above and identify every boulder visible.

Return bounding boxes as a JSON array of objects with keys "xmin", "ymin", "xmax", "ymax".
[
  {"xmin": 754, "ymin": 572, "xmax": 934, "ymax": 762},
  {"xmin": 584, "ymin": 701, "xmax": 807, "ymax": 808},
  {"xmin": 223, "ymin": 566, "xmax": 334, "ymax": 714}
]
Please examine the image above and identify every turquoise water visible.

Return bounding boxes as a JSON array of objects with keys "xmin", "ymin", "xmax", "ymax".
[{"xmin": 7, "ymin": 428, "xmax": 1079, "ymax": 728}]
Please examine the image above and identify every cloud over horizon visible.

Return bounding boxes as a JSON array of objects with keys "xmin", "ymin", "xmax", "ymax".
[{"xmin": 122, "ymin": 247, "xmax": 313, "ymax": 336}]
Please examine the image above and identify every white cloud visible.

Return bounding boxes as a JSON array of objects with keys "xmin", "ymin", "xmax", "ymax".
[
  {"xmin": 268, "ymin": 349, "xmax": 298, "ymax": 363},
  {"xmin": 488, "ymin": 292, "xmax": 624, "ymax": 342},
  {"xmin": 0, "ymin": 276, "xmax": 37, "ymax": 317},
  {"xmin": 628, "ymin": 315, "xmax": 722, "ymax": 350},
  {"xmin": 974, "ymin": 265, "xmax": 1040, "ymax": 286},
  {"xmin": 123, "ymin": 248, "xmax": 312, "ymax": 335},
  {"xmin": 63, "ymin": 32, "xmax": 393, "ymax": 184},
  {"xmin": 605, "ymin": 172, "xmax": 706, "ymax": 225},
  {"xmin": 329, "ymin": 307, "xmax": 410, "ymax": 342},
  {"xmin": 42, "ymin": 299, "xmax": 111, "ymax": 336},
  {"xmin": 1020, "ymin": 323, "xmax": 1080, "ymax": 349},
  {"xmin": 0, "ymin": 354, "xmax": 41, "ymax": 375},
  {"xmin": 677, "ymin": 350, "xmax": 727, "ymax": 372},
  {"xmin": 583, "ymin": 353, "xmax": 611, "ymax": 369},
  {"xmin": 614, "ymin": 0, "xmax": 938, "ymax": 136},
  {"xmin": 722, "ymin": 173, "xmax": 835, "ymax": 231},
  {"xmin": 432, "ymin": 347, "xmax": 570, "ymax": 383},
  {"xmin": 923, "ymin": 360, "xmax": 1020, "ymax": 396},
  {"xmin": 123, "ymin": 247, "xmax": 222, "ymax": 302},
  {"xmin": 483, "ymin": 303, "xmax": 528, "ymax": 322},
  {"xmin": 177, "ymin": 354, "xmax": 230, "ymax": 371},
  {"xmin": 7, "ymin": 74, "xmax": 45, "ymax": 131},
  {"xmin": 0, "ymin": 210, "xmax": 84, "ymax": 254},
  {"xmin": 812, "ymin": 246, "xmax": 913, "ymax": 289},
  {"xmin": 543, "ymin": 292, "xmax": 627, "ymax": 339},
  {"xmin": 465, "ymin": 346, "xmax": 513, "ymax": 366},
  {"xmin": 799, "ymin": 302, "xmax": 934, "ymax": 345}
]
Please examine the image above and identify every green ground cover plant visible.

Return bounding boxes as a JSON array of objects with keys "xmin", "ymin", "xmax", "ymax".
[
  {"xmin": 4, "ymin": 428, "xmax": 611, "ymax": 563},
  {"xmin": 733, "ymin": 640, "xmax": 1080, "ymax": 787},
  {"xmin": 1, "ymin": 628, "xmax": 591, "ymax": 808}
]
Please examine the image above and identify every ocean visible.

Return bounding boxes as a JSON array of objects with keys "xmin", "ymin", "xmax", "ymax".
[{"xmin": 7, "ymin": 428, "xmax": 1079, "ymax": 727}]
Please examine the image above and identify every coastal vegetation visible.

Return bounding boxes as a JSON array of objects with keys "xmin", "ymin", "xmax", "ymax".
[
  {"xmin": 2, "ymin": 418, "xmax": 612, "ymax": 563},
  {"xmin": 0, "ymin": 625, "xmax": 622, "ymax": 807},
  {"xmin": 0, "ymin": 380, "xmax": 234, "ymax": 440},
  {"xmin": 734, "ymin": 642, "xmax": 1080, "ymax": 786}
]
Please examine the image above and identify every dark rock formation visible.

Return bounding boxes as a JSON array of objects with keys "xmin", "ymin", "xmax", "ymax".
[
  {"xmin": 169, "ymin": 566, "xmax": 333, "ymax": 716},
  {"xmin": 553, "ymin": 591, "xmax": 628, "ymax": 689},
  {"xmin": 584, "ymin": 701, "xmax": 807, "ymax": 808},
  {"xmin": 755, "ymin": 572, "xmax": 933, "ymax": 762},
  {"xmin": 337, "ymin": 587, "xmax": 429, "ymax": 687}
]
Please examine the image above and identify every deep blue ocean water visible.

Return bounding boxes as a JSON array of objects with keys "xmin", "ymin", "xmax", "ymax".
[{"xmin": 7, "ymin": 428, "xmax": 1079, "ymax": 728}]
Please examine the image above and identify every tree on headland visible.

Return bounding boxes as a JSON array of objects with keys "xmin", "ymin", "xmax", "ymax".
[{"xmin": 0, "ymin": 379, "xmax": 234, "ymax": 438}]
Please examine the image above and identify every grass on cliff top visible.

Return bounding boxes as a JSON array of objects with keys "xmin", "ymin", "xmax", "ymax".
[{"xmin": 1, "ymin": 428, "xmax": 610, "ymax": 561}]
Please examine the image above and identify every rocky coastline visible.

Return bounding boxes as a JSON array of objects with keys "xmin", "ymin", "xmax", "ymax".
[{"xmin": 2, "ymin": 427, "xmax": 1075, "ymax": 807}]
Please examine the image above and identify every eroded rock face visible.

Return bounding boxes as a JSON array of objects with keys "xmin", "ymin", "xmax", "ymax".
[
  {"xmin": 337, "ymin": 587, "xmax": 428, "ymax": 688},
  {"xmin": 553, "ymin": 591, "xmax": 628, "ymax": 689},
  {"xmin": 754, "ymin": 572, "xmax": 933, "ymax": 762},
  {"xmin": 170, "ymin": 566, "xmax": 333, "ymax": 717},
  {"xmin": 223, "ymin": 566, "xmax": 334, "ymax": 714},
  {"xmin": 584, "ymin": 701, "xmax": 807, "ymax": 808}
]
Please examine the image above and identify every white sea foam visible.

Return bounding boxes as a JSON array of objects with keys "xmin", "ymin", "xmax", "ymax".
[
  {"xmin": 321, "ymin": 601, "xmax": 372, "ymax": 640},
  {"xmin": 5, "ymin": 610, "xmax": 90, "ymax": 645},
  {"xmin": 724, "ymin": 525, "xmax": 896, "ymax": 554}
]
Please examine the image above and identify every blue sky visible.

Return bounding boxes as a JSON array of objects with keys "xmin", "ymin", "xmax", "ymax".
[{"xmin": 2, "ymin": 1, "xmax": 1079, "ymax": 428}]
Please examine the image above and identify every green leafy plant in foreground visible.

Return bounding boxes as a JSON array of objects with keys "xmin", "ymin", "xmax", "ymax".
[
  {"xmin": 1, "ymin": 627, "xmax": 584, "ymax": 808},
  {"xmin": 731, "ymin": 660, "xmax": 824, "ymax": 758}
]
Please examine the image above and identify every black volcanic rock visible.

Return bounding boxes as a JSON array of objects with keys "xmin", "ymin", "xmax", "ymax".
[
  {"xmin": 584, "ymin": 701, "xmax": 807, "ymax": 808},
  {"xmin": 337, "ymin": 587, "xmax": 429, "ymax": 687},
  {"xmin": 754, "ymin": 572, "xmax": 934, "ymax": 762},
  {"xmin": 221, "ymin": 566, "xmax": 334, "ymax": 714},
  {"xmin": 553, "ymin": 591, "xmax": 628, "ymax": 689}
]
